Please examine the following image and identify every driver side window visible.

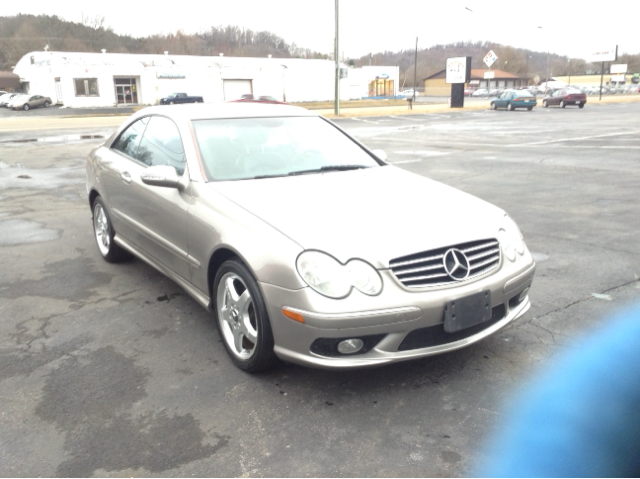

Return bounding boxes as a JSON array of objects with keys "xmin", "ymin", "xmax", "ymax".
[{"xmin": 136, "ymin": 116, "xmax": 186, "ymax": 176}]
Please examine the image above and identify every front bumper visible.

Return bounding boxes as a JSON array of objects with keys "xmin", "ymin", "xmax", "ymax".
[{"xmin": 262, "ymin": 255, "xmax": 536, "ymax": 369}]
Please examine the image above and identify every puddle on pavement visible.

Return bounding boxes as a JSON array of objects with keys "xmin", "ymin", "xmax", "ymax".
[
  {"xmin": 0, "ymin": 160, "xmax": 84, "ymax": 190},
  {"xmin": 0, "ymin": 134, "xmax": 104, "ymax": 144},
  {"xmin": 0, "ymin": 219, "xmax": 60, "ymax": 245}
]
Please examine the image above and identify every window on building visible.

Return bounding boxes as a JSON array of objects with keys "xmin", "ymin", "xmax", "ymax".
[{"xmin": 74, "ymin": 78, "xmax": 99, "ymax": 96}]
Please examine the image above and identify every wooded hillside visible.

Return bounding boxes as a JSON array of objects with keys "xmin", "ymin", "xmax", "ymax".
[{"xmin": 2, "ymin": 13, "xmax": 638, "ymax": 87}]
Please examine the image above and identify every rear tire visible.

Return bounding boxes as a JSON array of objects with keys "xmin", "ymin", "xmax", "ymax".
[
  {"xmin": 23, "ymin": 104, "xmax": 30, "ymax": 111},
  {"xmin": 543, "ymin": 100, "xmax": 548, "ymax": 107},
  {"xmin": 92, "ymin": 197, "xmax": 131, "ymax": 263},
  {"xmin": 44, "ymin": 101, "xmax": 50, "ymax": 108},
  {"xmin": 560, "ymin": 100, "xmax": 566, "ymax": 108},
  {"xmin": 527, "ymin": 106, "xmax": 533, "ymax": 111},
  {"xmin": 578, "ymin": 103, "xmax": 585, "ymax": 109},
  {"xmin": 507, "ymin": 103, "xmax": 514, "ymax": 111},
  {"xmin": 490, "ymin": 102, "xmax": 497, "ymax": 110}
]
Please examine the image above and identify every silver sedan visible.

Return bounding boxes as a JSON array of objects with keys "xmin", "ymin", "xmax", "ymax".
[{"xmin": 86, "ymin": 103, "xmax": 535, "ymax": 371}]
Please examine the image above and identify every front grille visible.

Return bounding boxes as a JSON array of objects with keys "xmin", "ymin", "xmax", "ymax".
[
  {"xmin": 389, "ymin": 239, "xmax": 500, "ymax": 288},
  {"xmin": 397, "ymin": 304, "xmax": 506, "ymax": 351}
]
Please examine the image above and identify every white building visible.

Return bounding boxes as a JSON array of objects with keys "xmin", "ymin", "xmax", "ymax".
[{"xmin": 13, "ymin": 51, "xmax": 399, "ymax": 108}]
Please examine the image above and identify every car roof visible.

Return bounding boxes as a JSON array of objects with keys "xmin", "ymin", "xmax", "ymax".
[{"xmin": 135, "ymin": 102, "xmax": 318, "ymax": 122}]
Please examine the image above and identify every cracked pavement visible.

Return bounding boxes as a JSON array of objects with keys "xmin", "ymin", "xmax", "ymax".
[{"xmin": 1, "ymin": 103, "xmax": 639, "ymax": 477}]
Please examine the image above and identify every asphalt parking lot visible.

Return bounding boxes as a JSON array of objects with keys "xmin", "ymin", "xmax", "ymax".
[{"xmin": 1, "ymin": 102, "xmax": 639, "ymax": 477}]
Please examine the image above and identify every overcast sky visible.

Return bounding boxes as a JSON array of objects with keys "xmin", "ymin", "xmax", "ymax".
[{"xmin": 4, "ymin": 0, "xmax": 640, "ymax": 61}]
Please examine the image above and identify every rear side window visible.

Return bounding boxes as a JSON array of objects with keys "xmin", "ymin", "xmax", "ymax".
[
  {"xmin": 112, "ymin": 117, "xmax": 149, "ymax": 158},
  {"xmin": 136, "ymin": 116, "xmax": 186, "ymax": 175}
]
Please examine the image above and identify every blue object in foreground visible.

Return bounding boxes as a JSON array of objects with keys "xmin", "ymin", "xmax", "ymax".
[{"xmin": 477, "ymin": 305, "xmax": 640, "ymax": 477}]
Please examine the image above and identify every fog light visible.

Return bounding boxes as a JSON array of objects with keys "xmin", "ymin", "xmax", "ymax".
[
  {"xmin": 337, "ymin": 338, "xmax": 364, "ymax": 355},
  {"xmin": 518, "ymin": 287, "xmax": 530, "ymax": 302}
]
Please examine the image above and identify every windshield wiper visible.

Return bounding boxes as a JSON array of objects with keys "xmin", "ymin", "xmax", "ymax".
[
  {"xmin": 252, "ymin": 174, "xmax": 288, "ymax": 179},
  {"xmin": 287, "ymin": 165, "xmax": 369, "ymax": 176}
]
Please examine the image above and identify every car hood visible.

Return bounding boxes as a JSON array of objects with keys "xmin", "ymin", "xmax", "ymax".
[{"xmin": 210, "ymin": 166, "xmax": 506, "ymax": 268}]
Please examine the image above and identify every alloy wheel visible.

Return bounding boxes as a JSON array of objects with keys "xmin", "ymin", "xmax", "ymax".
[
  {"xmin": 216, "ymin": 273, "xmax": 258, "ymax": 360},
  {"xmin": 93, "ymin": 203, "xmax": 111, "ymax": 256}
]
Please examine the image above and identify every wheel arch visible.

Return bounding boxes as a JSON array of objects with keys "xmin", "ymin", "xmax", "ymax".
[
  {"xmin": 89, "ymin": 189, "xmax": 100, "ymax": 211},
  {"xmin": 207, "ymin": 247, "xmax": 242, "ymax": 306}
]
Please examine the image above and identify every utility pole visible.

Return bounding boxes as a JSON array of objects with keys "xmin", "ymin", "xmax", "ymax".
[
  {"xmin": 334, "ymin": 0, "xmax": 340, "ymax": 116},
  {"xmin": 413, "ymin": 37, "xmax": 418, "ymax": 102}
]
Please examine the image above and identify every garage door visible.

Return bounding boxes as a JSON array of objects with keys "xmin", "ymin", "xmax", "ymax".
[{"xmin": 223, "ymin": 79, "xmax": 253, "ymax": 100}]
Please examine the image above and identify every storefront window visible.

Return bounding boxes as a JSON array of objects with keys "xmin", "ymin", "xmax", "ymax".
[{"xmin": 74, "ymin": 78, "xmax": 99, "ymax": 96}]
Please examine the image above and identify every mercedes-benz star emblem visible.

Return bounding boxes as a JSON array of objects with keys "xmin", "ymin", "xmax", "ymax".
[{"xmin": 443, "ymin": 248, "xmax": 470, "ymax": 280}]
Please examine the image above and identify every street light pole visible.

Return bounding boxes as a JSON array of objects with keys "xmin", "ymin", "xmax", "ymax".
[
  {"xmin": 334, "ymin": 0, "xmax": 340, "ymax": 116},
  {"xmin": 413, "ymin": 37, "xmax": 418, "ymax": 102}
]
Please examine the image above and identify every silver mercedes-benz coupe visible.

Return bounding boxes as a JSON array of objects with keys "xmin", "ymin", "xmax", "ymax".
[{"xmin": 86, "ymin": 103, "xmax": 535, "ymax": 372}]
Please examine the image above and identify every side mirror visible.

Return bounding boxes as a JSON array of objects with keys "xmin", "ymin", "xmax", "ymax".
[
  {"xmin": 141, "ymin": 165, "xmax": 183, "ymax": 190},
  {"xmin": 371, "ymin": 149, "xmax": 388, "ymax": 162}
]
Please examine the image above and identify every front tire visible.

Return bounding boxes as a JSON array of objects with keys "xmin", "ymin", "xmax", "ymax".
[
  {"xmin": 543, "ymin": 100, "xmax": 548, "ymax": 107},
  {"xmin": 23, "ymin": 104, "xmax": 30, "ymax": 111},
  {"xmin": 214, "ymin": 259, "xmax": 278, "ymax": 372},
  {"xmin": 169, "ymin": 101, "xmax": 174, "ymax": 105},
  {"xmin": 490, "ymin": 102, "xmax": 497, "ymax": 110},
  {"xmin": 92, "ymin": 197, "xmax": 131, "ymax": 263},
  {"xmin": 44, "ymin": 101, "xmax": 50, "ymax": 108}
]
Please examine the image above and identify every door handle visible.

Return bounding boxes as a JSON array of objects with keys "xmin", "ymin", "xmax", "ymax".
[{"xmin": 121, "ymin": 172, "xmax": 132, "ymax": 184}]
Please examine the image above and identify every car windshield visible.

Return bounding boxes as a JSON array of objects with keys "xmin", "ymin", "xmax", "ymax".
[{"xmin": 193, "ymin": 116, "xmax": 381, "ymax": 181}]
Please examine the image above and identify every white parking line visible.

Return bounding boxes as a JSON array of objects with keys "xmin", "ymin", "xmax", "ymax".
[
  {"xmin": 389, "ymin": 159, "xmax": 422, "ymax": 164},
  {"xmin": 388, "ymin": 115, "xmax": 423, "ymax": 121},
  {"xmin": 348, "ymin": 118, "xmax": 380, "ymax": 124},
  {"xmin": 510, "ymin": 130, "xmax": 640, "ymax": 147}
]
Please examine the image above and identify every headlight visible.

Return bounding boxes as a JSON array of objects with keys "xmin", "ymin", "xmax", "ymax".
[
  {"xmin": 296, "ymin": 251, "xmax": 382, "ymax": 298},
  {"xmin": 499, "ymin": 216, "xmax": 524, "ymax": 262}
]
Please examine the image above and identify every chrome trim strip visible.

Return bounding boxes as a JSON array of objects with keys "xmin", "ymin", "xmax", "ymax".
[
  {"xmin": 461, "ymin": 241, "xmax": 499, "ymax": 254},
  {"xmin": 467, "ymin": 247, "xmax": 500, "ymax": 262},
  {"xmin": 395, "ymin": 262, "xmax": 442, "ymax": 275},
  {"xmin": 389, "ymin": 253, "xmax": 444, "ymax": 268},
  {"xmin": 470, "ymin": 256, "xmax": 500, "ymax": 270}
]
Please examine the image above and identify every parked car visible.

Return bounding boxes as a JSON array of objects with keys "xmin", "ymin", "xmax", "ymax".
[
  {"xmin": 542, "ymin": 88, "xmax": 587, "ymax": 108},
  {"xmin": 397, "ymin": 89, "xmax": 419, "ymax": 98},
  {"xmin": 472, "ymin": 88, "xmax": 489, "ymax": 97},
  {"xmin": 489, "ymin": 89, "xmax": 504, "ymax": 97},
  {"xmin": 159, "ymin": 92, "xmax": 204, "ymax": 105},
  {"xmin": 0, "ymin": 93, "xmax": 20, "ymax": 107},
  {"xmin": 0, "ymin": 91, "xmax": 8, "ymax": 97},
  {"xmin": 625, "ymin": 85, "xmax": 640, "ymax": 94},
  {"xmin": 230, "ymin": 94, "xmax": 286, "ymax": 104},
  {"xmin": 86, "ymin": 103, "xmax": 535, "ymax": 372},
  {"xmin": 9, "ymin": 94, "xmax": 52, "ymax": 110},
  {"xmin": 464, "ymin": 89, "xmax": 473, "ymax": 97},
  {"xmin": 490, "ymin": 89, "xmax": 537, "ymax": 111}
]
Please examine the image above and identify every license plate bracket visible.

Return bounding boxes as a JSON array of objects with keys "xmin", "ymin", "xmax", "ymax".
[{"xmin": 444, "ymin": 290, "xmax": 492, "ymax": 333}]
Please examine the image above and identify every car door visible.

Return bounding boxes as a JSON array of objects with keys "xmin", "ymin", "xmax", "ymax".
[
  {"xmin": 112, "ymin": 115, "xmax": 191, "ymax": 279},
  {"xmin": 496, "ymin": 92, "xmax": 507, "ymax": 108}
]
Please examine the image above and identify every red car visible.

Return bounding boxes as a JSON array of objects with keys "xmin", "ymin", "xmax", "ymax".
[
  {"xmin": 231, "ymin": 94, "xmax": 286, "ymax": 104},
  {"xmin": 542, "ymin": 88, "xmax": 587, "ymax": 108}
]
